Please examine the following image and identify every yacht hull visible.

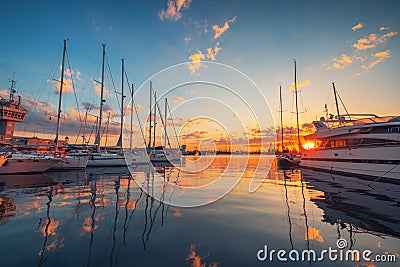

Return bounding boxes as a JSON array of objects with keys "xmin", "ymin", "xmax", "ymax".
[{"xmin": 301, "ymin": 146, "xmax": 400, "ymax": 181}]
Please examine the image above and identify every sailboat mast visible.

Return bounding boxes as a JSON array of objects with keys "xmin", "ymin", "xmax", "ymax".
[
  {"xmin": 332, "ymin": 82, "xmax": 341, "ymax": 125},
  {"xmin": 118, "ymin": 58, "xmax": 125, "ymax": 154},
  {"xmin": 279, "ymin": 85, "xmax": 284, "ymax": 152},
  {"xmin": 130, "ymin": 83, "xmax": 134, "ymax": 151},
  {"xmin": 294, "ymin": 60, "xmax": 301, "ymax": 153},
  {"xmin": 96, "ymin": 44, "xmax": 106, "ymax": 153},
  {"xmin": 148, "ymin": 81, "xmax": 152, "ymax": 150},
  {"xmin": 164, "ymin": 98, "xmax": 167, "ymax": 149},
  {"xmin": 55, "ymin": 39, "xmax": 67, "ymax": 151},
  {"xmin": 153, "ymin": 91, "xmax": 157, "ymax": 149}
]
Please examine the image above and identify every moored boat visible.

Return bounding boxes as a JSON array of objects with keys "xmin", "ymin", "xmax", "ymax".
[
  {"xmin": 301, "ymin": 83, "xmax": 400, "ymax": 181},
  {"xmin": 0, "ymin": 154, "xmax": 60, "ymax": 174}
]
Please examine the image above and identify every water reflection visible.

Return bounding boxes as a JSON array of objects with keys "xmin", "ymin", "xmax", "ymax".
[{"xmin": 0, "ymin": 156, "xmax": 399, "ymax": 266}]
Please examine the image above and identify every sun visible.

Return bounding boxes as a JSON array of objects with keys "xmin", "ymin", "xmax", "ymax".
[{"xmin": 303, "ymin": 142, "xmax": 315, "ymax": 150}]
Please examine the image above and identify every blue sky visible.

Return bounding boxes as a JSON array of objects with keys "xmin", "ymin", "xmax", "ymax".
[{"xmin": 0, "ymin": 0, "xmax": 399, "ymax": 148}]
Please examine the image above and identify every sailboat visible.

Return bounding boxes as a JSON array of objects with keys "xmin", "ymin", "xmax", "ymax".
[
  {"xmin": 49, "ymin": 39, "xmax": 89, "ymax": 170},
  {"xmin": 277, "ymin": 60, "xmax": 302, "ymax": 168},
  {"xmin": 276, "ymin": 85, "xmax": 294, "ymax": 169},
  {"xmin": 87, "ymin": 48, "xmax": 147, "ymax": 167},
  {"xmin": 147, "ymin": 83, "xmax": 181, "ymax": 164}
]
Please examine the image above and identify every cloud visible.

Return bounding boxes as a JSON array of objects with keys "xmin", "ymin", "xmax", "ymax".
[
  {"xmin": 92, "ymin": 80, "xmax": 112, "ymax": 97},
  {"xmin": 187, "ymin": 43, "xmax": 222, "ymax": 74},
  {"xmin": 206, "ymin": 43, "xmax": 221, "ymax": 61},
  {"xmin": 361, "ymin": 50, "xmax": 391, "ymax": 70},
  {"xmin": 212, "ymin": 16, "xmax": 237, "ymax": 39},
  {"xmin": 353, "ymin": 31, "xmax": 398, "ymax": 51},
  {"xmin": 188, "ymin": 50, "xmax": 206, "ymax": 74},
  {"xmin": 380, "ymin": 26, "xmax": 389, "ymax": 31},
  {"xmin": 158, "ymin": 0, "xmax": 192, "ymax": 21},
  {"xmin": 333, "ymin": 54, "xmax": 353, "ymax": 69},
  {"xmin": 173, "ymin": 96, "xmax": 184, "ymax": 103},
  {"xmin": 351, "ymin": 22, "xmax": 364, "ymax": 31},
  {"xmin": 184, "ymin": 37, "xmax": 191, "ymax": 43},
  {"xmin": 290, "ymin": 80, "xmax": 309, "ymax": 90},
  {"xmin": 82, "ymin": 101, "xmax": 98, "ymax": 111}
]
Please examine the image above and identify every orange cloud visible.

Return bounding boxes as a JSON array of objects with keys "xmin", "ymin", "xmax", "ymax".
[
  {"xmin": 290, "ymin": 80, "xmax": 309, "ymax": 90},
  {"xmin": 333, "ymin": 54, "xmax": 353, "ymax": 69},
  {"xmin": 353, "ymin": 31, "xmax": 398, "ymax": 50},
  {"xmin": 173, "ymin": 96, "xmax": 184, "ymax": 103},
  {"xmin": 92, "ymin": 80, "xmax": 112, "ymax": 97},
  {"xmin": 158, "ymin": 0, "xmax": 192, "ymax": 21},
  {"xmin": 188, "ymin": 43, "xmax": 222, "ymax": 74},
  {"xmin": 188, "ymin": 50, "xmax": 206, "ymax": 74},
  {"xmin": 351, "ymin": 22, "xmax": 364, "ymax": 31},
  {"xmin": 380, "ymin": 26, "xmax": 389, "ymax": 31},
  {"xmin": 361, "ymin": 50, "xmax": 391, "ymax": 70},
  {"xmin": 212, "ymin": 16, "xmax": 237, "ymax": 39},
  {"xmin": 206, "ymin": 43, "xmax": 221, "ymax": 61}
]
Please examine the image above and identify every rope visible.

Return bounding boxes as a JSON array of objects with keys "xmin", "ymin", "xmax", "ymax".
[
  {"xmin": 156, "ymin": 101, "xmax": 172, "ymax": 148},
  {"xmin": 123, "ymin": 71, "xmax": 147, "ymax": 148},
  {"xmin": 167, "ymin": 101, "xmax": 180, "ymax": 147}
]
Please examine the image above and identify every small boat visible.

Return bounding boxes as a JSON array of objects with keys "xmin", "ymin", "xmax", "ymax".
[{"xmin": 0, "ymin": 154, "xmax": 60, "ymax": 174}]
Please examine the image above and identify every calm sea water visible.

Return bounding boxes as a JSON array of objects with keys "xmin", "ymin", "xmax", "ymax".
[{"xmin": 0, "ymin": 155, "xmax": 399, "ymax": 267}]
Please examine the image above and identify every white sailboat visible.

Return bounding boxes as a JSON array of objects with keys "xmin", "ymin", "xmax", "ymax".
[
  {"xmin": 87, "ymin": 49, "xmax": 147, "ymax": 167},
  {"xmin": 49, "ymin": 39, "xmax": 88, "ymax": 170},
  {"xmin": 301, "ymin": 83, "xmax": 400, "ymax": 181},
  {"xmin": 147, "ymin": 84, "xmax": 181, "ymax": 164}
]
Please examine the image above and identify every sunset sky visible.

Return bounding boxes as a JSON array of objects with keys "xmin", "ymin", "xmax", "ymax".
[{"xmin": 0, "ymin": 0, "xmax": 399, "ymax": 151}]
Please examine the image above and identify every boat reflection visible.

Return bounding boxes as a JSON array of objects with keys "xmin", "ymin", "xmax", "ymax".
[
  {"xmin": 302, "ymin": 169, "xmax": 400, "ymax": 238},
  {"xmin": 0, "ymin": 157, "xmax": 399, "ymax": 266}
]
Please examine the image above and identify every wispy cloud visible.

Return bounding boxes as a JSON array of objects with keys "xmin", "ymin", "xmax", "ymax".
[
  {"xmin": 353, "ymin": 31, "xmax": 398, "ymax": 51},
  {"xmin": 187, "ymin": 43, "xmax": 222, "ymax": 74},
  {"xmin": 333, "ymin": 54, "xmax": 353, "ymax": 69},
  {"xmin": 290, "ymin": 80, "xmax": 309, "ymax": 90},
  {"xmin": 188, "ymin": 50, "xmax": 206, "ymax": 74},
  {"xmin": 328, "ymin": 24, "xmax": 398, "ymax": 74},
  {"xmin": 361, "ymin": 50, "xmax": 391, "ymax": 70},
  {"xmin": 173, "ymin": 96, "xmax": 184, "ymax": 103},
  {"xmin": 212, "ymin": 16, "xmax": 237, "ymax": 39},
  {"xmin": 158, "ymin": 0, "xmax": 192, "ymax": 21},
  {"xmin": 184, "ymin": 37, "xmax": 191, "ymax": 43},
  {"xmin": 351, "ymin": 22, "xmax": 364, "ymax": 31},
  {"xmin": 92, "ymin": 80, "xmax": 112, "ymax": 97},
  {"xmin": 206, "ymin": 43, "xmax": 221, "ymax": 61},
  {"xmin": 50, "ymin": 66, "xmax": 81, "ymax": 95}
]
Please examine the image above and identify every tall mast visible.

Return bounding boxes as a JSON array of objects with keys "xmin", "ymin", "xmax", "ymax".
[
  {"xmin": 332, "ymin": 82, "xmax": 341, "ymax": 125},
  {"xmin": 153, "ymin": 91, "xmax": 157, "ymax": 149},
  {"xmin": 95, "ymin": 44, "xmax": 106, "ymax": 153},
  {"xmin": 130, "ymin": 83, "xmax": 134, "ymax": 151},
  {"xmin": 164, "ymin": 98, "xmax": 167, "ymax": 150},
  {"xmin": 279, "ymin": 85, "xmax": 284, "ymax": 152},
  {"xmin": 55, "ymin": 39, "xmax": 67, "ymax": 151},
  {"xmin": 147, "ymin": 81, "xmax": 152, "ymax": 150},
  {"xmin": 294, "ymin": 60, "xmax": 301, "ymax": 153},
  {"xmin": 116, "ymin": 58, "xmax": 125, "ymax": 154}
]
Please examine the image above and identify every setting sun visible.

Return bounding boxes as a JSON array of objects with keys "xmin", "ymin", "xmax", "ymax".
[{"xmin": 303, "ymin": 142, "xmax": 315, "ymax": 150}]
